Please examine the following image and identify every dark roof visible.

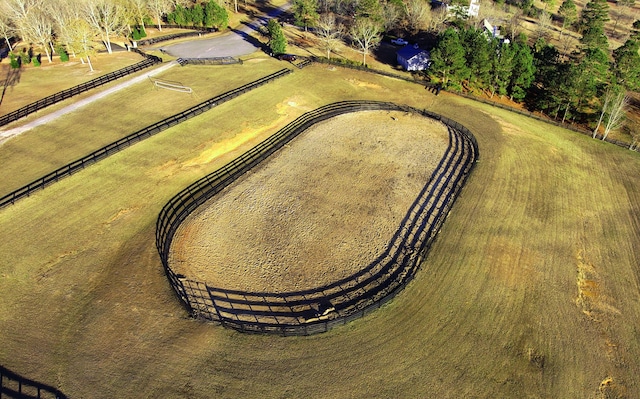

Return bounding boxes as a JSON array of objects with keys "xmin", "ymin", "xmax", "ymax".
[{"xmin": 396, "ymin": 45, "xmax": 428, "ymax": 60}]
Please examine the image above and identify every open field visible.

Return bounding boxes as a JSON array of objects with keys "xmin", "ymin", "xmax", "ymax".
[
  {"xmin": 1, "ymin": 63, "xmax": 640, "ymax": 398},
  {"xmin": 0, "ymin": 51, "xmax": 146, "ymax": 114},
  {"xmin": 0, "ymin": 58, "xmax": 286, "ymax": 194}
]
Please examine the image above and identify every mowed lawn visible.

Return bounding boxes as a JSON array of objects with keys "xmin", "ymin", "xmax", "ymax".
[
  {"xmin": 0, "ymin": 63, "xmax": 639, "ymax": 398},
  {"xmin": 0, "ymin": 58, "xmax": 287, "ymax": 194},
  {"xmin": 0, "ymin": 51, "xmax": 146, "ymax": 114}
]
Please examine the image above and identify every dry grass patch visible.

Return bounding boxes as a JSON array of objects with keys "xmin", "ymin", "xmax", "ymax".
[{"xmin": 171, "ymin": 110, "xmax": 449, "ymax": 292}]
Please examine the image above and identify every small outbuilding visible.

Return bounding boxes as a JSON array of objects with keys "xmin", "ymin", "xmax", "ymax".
[{"xmin": 396, "ymin": 44, "xmax": 430, "ymax": 71}]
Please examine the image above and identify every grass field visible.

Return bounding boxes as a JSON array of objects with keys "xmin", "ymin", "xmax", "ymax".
[
  {"xmin": 0, "ymin": 51, "xmax": 146, "ymax": 114},
  {"xmin": 1, "ymin": 61, "xmax": 639, "ymax": 398}
]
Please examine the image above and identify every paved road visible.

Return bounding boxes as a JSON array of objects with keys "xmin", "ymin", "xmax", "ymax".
[{"xmin": 160, "ymin": 4, "xmax": 290, "ymax": 58}]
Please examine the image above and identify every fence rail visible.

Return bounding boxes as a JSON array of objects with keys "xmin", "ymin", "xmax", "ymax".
[
  {"xmin": 137, "ymin": 26, "xmax": 216, "ymax": 46},
  {"xmin": 0, "ymin": 68, "xmax": 292, "ymax": 209},
  {"xmin": 0, "ymin": 51, "xmax": 162, "ymax": 127},
  {"xmin": 155, "ymin": 100, "xmax": 479, "ymax": 335},
  {"xmin": 176, "ymin": 57, "xmax": 242, "ymax": 66}
]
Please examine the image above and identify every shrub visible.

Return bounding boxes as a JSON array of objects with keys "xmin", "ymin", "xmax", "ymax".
[
  {"xmin": 9, "ymin": 52, "xmax": 20, "ymax": 69},
  {"xmin": 20, "ymin": 48, "xmax": 30, "ymax": 64},
  {"xmin": 32, "ymin": 55, "xmax": 41, "ymax": 66},
  {"xmin": 56, "ymin": 45, "xmax": 69, "ymax": 62}
]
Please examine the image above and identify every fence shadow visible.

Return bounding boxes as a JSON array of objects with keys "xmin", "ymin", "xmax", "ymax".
[{"xmin": 0, "ymin": 365, "xmax": 67, "ymax": 399}]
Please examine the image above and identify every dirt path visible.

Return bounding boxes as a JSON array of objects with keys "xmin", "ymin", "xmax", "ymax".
[{"xmin": 170, "ymin": 110, "xmax": 450, "ymax": 292}]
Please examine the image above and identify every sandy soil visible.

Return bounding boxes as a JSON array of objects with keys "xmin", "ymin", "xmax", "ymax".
[{"xmin": 170, "ymin": 110, "xmax": 450, "ymax": 292}]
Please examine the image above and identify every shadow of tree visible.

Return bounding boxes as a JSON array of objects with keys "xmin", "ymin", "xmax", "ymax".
[{"xmin": 0, "ymin": 64, "xmax": 22, "ymax": 109}]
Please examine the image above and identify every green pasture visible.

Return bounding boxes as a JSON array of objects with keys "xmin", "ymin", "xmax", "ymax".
[{"xmin": 0, "ymin": 63, "xmax": 639, "ymax": 398}]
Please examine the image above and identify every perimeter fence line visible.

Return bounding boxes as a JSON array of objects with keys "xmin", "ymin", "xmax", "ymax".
[
  {"xmin": 0, "ymin": 365, "xmax": 67, "ymax": 399},
  {"xmin": 0, "ymin": 68, "xmax": 292, "ymax": 209},
  {"xmin": 176, "ymin": 57, "xmax": 242, "ymax": 66},
  {"xmin": 155, "ymin": 100, "xmax": 479, "ymax": 336},
  {"xmin": 136, "ymin": 25, "xmax": 217, "ymax": 47},
  {"xmin": 0, "ymin": 50, "xmax": 161, "ymax": 128}
]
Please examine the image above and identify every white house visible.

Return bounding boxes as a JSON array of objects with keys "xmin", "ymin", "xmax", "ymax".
[{"xmin": 397, "ymin": 44, "xmax": 431, "ymax": 71}]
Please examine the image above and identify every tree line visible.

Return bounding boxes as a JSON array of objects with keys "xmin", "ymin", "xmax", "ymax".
[
  {"xmin": 0, "ymin": 0, "xmax": 228, "ymax": 71},
  {"xmin": 279, "ymin": 0, "xmax": 639, "ymax": 141}
]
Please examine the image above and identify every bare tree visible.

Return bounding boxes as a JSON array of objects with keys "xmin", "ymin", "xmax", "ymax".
[
  {"xmin": 21, "ymin": 8, "xmax": 53, "ymax": 61},
  {"xmin": 593, "ymin": 88, "xmax": 616, "ymax": 138},
  {"xmin": 316, "ymin": 13, "xmax": 343, "ymax": 59},
  {"xmin": 47, "ymin": 0, "xmax": 83, "ymax": 58},
  {"xmin": 429, "ymin": 6, "xmax": 448, "ymax": 32},
  {"xmin": 404, "ymin": 0, "xmax": 431, "ymax": 33},
  {"xmin": 2, "ymin": 0, "xmax": 56, "ymax": 62},
  {"xmin": 83, "ymin": 0, "xmax": 128, "ymax": 54},
  {"xmin": 68, "ymin": 18, "xmax": 98, "ymax": 71},
  {"xmin": 602, "ymin": 92, "xmax": 630, "ymax": 141},
  {"xmin": 0, "ymin": 13, "xmax": 15, "ymax": 51},
  {"xmin": 350, "ymin": 18, "xmax": 381, "ymax": 65},
  {"xmin": 536, "ymin": 11, "xmax": 552, "ymax": 41},
  {"xmin": 147, "ymin": 0, "xmax": 185, "ymax": 31},
  {"xmin": 380, "ymin": 1, "xmax": 400, "ymax": 33},
  {"xmin": 505, "ymin": 6, "xmax": 523, "ymax": 42},
  {"xmin": 126, "ymin": 0, "xmax": 150, "ymax": 31},
  {"xmin": 627, "ymin": 123, "xmax": 640, "ymax": 151}
]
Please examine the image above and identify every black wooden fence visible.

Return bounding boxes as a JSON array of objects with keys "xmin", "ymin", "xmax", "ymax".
[
  {"xmin": 0, "ymin": 68, "xmax": 292, "ymax": 209},
  {"xmin": 155, "ymin": 100, "xmax": 479, "ymax": 336},
  {"xmin": 136, "ymin": 26, "xmax": 217, "ymax": 47},
  {"xmin": 0, "ymin": 51, "xmax": 162, "ymax": 128},
  {"xmin": 176, "ymin": 57, "xmax": 242, "ymax": 66},
  {"xmin": 0, "ymin": 365, "xmax": 66, "ymax": 399}
]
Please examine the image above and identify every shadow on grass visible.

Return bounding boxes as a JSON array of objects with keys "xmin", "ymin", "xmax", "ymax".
[{"xmin": 0, "ymin": 365, "xmax": 67, "ymax": 399}]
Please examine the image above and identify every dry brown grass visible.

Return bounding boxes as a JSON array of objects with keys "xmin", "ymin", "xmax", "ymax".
[{"xmin": 171, "ymin": 110, "xmax": 449, "ymax": 292}]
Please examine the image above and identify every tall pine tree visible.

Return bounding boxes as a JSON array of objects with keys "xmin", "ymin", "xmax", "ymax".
[{"xmin": 427, "ymin": 28, "xmax": 468, "ymax": 90}]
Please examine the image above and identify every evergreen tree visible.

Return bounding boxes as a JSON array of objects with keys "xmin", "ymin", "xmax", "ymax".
[
  {"xmin": 509, "ymin": 41, "xmax": 536, "ymax": 101},
  {"xmin": 356, "ymin": 0, "xmax": 383, "ymax": 25},
  {"xmin": 427, "ymin": 28, "xmax": 468, "ymax": 90},
  {"xmin": 557, "ymin": 0, "xmax": 577, "ymax": 33},
  {"xmin": 490, "ymin": 41, "xmax": 516, "ymax": 97},
  {"xmin": 191, "ymin": 4, "xmax": 205, "ymax": 26},
  {"xmin": 612, "ymin": 39, "xmax": 640, "ymax": 91},
  {"xmin": 293, "ymin": 0, "xmax": 319, "ymax": 31},
  {"xmin": 460, "ymin": 27, "xmax": 492, "ymax": 89},
  {"xmin": 171, "ymin": 5, "xmax": 188, "ymax": 26},
  {"xmin": 267, "ymin": 19, "xmax": 287, "ymax": 54},
  {"xmin": 572, "ymin": 47, "xmax": 610, "ymax": 118},
  {"xmin": 579, "ymin": 0, "xmax": 609, "ymax": 33},
  {"xmin": 581, "ymin": 25, "xmax": 609, "ymax": 50},
  {"xmin": 204, "ymin": 0, "xmax": 229, "ymax": 29}
]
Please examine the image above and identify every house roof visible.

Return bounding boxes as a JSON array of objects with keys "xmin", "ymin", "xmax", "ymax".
[{"xmin": 397, "ymin": 45, "xmax": 428, "ymax": 60}]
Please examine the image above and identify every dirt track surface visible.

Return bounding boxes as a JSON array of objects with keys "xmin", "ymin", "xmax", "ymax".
[{"xmin": 170, "ymin": 110, "xmax": 449, "ymax": 292}]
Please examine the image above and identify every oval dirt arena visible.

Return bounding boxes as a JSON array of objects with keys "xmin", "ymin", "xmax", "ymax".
[{"xmin": 169, "ymin": 110, "xmax": 450, "ymax": 293}]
